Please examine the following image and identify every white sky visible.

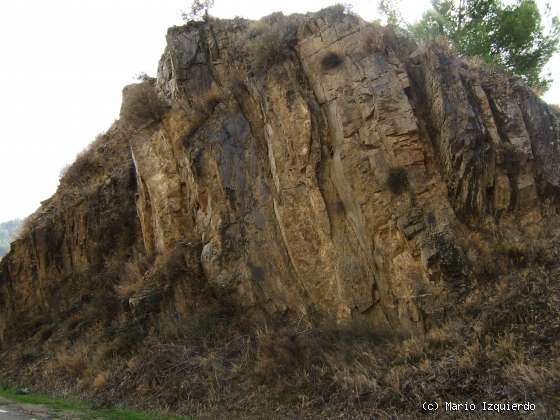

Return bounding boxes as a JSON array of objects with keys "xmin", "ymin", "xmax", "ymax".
[{"xmin": 0, "ymin": 0, "xmax": 558, "ymax": 221}]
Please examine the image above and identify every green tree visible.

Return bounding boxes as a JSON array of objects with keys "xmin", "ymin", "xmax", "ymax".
[
  {"xmin": 182, "ymin": 0, "xmax": 215, "ymax": 21},
  {"xmin": 378, "ymin": 0, "xmax": 407, "ymax": 26},
  {"xmin": 381, "ymin": 0, "xmax": 560, "ymax": 92}
]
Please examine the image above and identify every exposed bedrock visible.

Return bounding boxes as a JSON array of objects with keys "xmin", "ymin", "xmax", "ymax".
[{"xmin": 1, "ymin": 12, "xmax": 559, "ymax": 344}]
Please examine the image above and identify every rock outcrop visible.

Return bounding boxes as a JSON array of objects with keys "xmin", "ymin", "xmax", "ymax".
[{"xmin": 0, "ymin": 11, "xmax": 559, "ymax": 413}]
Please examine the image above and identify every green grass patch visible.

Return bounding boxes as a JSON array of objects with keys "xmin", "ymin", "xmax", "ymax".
[
  {"xmin": 0, "ymin": 385, "xmax": 188, "ymax": 420},
  {"xmin": 84, "ymin": 407, "xmax": 186, "ymax": 420}
]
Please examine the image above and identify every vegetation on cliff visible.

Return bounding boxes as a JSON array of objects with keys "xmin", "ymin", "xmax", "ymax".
[
  {"xmin": 0, "ymin": 5, "xmax": 559, "ymax": 419},
  {"xmin": 379, "ymin": 0, "xmax": 560, "ymax": 92}
]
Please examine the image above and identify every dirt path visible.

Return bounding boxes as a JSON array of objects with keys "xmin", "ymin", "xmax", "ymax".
[{"xmin": 0, "ymin": 396, "xmax": 81, "ymax": 420}]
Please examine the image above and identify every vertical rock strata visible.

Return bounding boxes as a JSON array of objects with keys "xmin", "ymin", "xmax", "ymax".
[{"xmin": 1, "ymin": 12, "xmax": 559, "ymax": 344}]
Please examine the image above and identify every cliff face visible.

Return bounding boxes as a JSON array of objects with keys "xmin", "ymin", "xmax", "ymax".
[
  {"xmin": 1, "ymin": 9, "xmax": 560, "ymax": 416},
  {"xmin": 2, "ymin": 11, "xmax": 560, "ymax": 340}
]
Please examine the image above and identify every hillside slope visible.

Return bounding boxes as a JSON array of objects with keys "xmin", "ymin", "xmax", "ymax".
[{"xmin": 1, "ymin": 7, "xmax": 559, "ymax": 418}]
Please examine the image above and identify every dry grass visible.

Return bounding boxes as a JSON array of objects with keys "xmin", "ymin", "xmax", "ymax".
[
  {"xmin": 316, "ymin": 4, "xmax": 349, "ymax": 22},
  {"xmin": 504, "ymin": 361, "xmax": 559, "ymax": 398},
  {"xmin": 224, "ymin": 13, "xmax": 304, "ymax": 73},
  {"xmin": 57, "ymin": 130, "xmax": 128, "ymax": 195},
  {"xmin": 14, "ymin": 214, "xmax": 37, "ymax": 240},
  {"xmin": 59, "ymin": 144, "xmax": 97, "ymax": 187},
  {"xmin": 226, "ymin": 6, "xmax": 353, "ymax": 74},
  {"xmin": 114, "ymin": 243, "xmax": 199, "ymax": 303},
  {"xmin": 2, "ymin": 254, "xmax": 559, "ymax": 418},
  {"xmin": 51, "ymin": 342, "xmax": 90, "ymax": 380},
  {"xmin": 120, "ymin": 81, "xmax": 168, "ymax": 126},
  {"xmin": 249, "ymin": 14, "xmax": 300, "ymax": 70},
  {"xmin": 93, "ymin": 372, "xmax": 108, "ymax": 389},
  {"xmin": 114, "ymin": 261, "xmax": 151, "ymax": 299},
  {"xmin": 255, "ymin": 325, "xmax": 313, "ymax": 383},
  {"xmin": 362, "ymin": 26, "xmax": 385, "ymax": 55}
]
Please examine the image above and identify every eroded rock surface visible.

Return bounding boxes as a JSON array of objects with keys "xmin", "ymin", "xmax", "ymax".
[{"xmin": 1, "ymin": 11, "xmax": 559, "ymax": 348}]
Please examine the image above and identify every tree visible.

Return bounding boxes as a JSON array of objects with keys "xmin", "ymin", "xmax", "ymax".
[
  {"xmin": 378, "ymin": 0, "xmax": 406, "ymax": 26},
  {"xmin": 182, "ymin": 0, "xmax": 215, "ymax": 21},
  {"xmin": 381, "ymin": 0, "xmax": 560, "ymax": 92}
]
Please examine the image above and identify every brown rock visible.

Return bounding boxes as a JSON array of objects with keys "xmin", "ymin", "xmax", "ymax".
[{"xmin": 1, "ymin": 13, "xmax": 559, "ymax": 347}]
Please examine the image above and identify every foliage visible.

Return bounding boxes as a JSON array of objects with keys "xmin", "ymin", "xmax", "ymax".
[
  {"xmin": 182, "ymin": 0, "xmax": 214, "ymax": 21},
  {"xmin": 378, "ymin": 0, "xmax": 406, "ymax": 26},
  {"xmin": 380, "ymin": 0, "xmax": 560, "ymax": 92}
]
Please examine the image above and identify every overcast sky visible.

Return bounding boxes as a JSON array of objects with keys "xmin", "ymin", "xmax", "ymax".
[{"xmin": 0, "ymin": 0, "xmax": 558, "ymax": 222}]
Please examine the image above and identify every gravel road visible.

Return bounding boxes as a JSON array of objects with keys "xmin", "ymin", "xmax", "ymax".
[{"xmin": 0, "ymin": 396, "xmax": 79, "ymax": 419}]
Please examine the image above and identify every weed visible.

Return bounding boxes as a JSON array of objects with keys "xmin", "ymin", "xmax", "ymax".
[
  {"xmin": 54, "ymin": 342, "xmax": 90, "ymax": 380},
  {"xmin": 120, "ymin": 81, "xmax": 168, "ymax": 126},
  {"xmin": 249, "ymin": 14, "xmax": 300, "ymax": 70}
]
